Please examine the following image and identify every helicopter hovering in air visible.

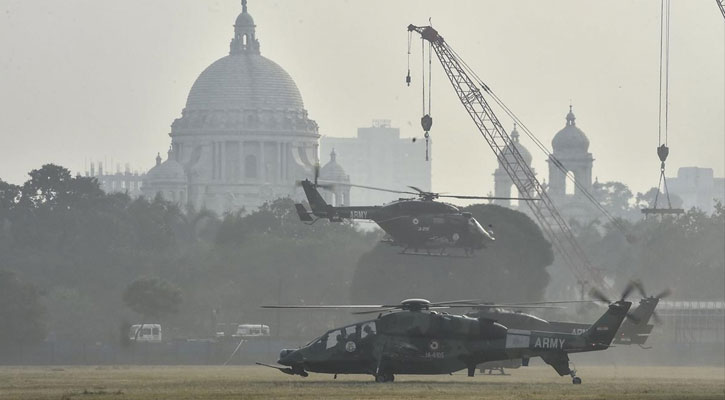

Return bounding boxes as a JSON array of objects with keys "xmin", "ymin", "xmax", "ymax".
[
  {"xmin": 257, "ymin": 297, "xmax": 632, "ymax": 384},
  {"xmin": 295, "ymin": 177, "xmax": 535, "ymax": 256}
]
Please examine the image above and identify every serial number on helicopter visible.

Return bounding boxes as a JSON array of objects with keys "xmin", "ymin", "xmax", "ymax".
[{"xmin": 424, "ymin": 351, "xmax": 445, "ymax": 359}]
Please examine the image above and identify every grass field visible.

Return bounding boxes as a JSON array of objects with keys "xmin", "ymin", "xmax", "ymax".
[{"xmin": 0, "ymin": 365, "xmax": 723, "ymax": 400}]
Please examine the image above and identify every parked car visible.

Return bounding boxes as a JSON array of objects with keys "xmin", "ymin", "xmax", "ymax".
[
  {"xmin": 233, "ymin": 324, "xmax": 270, "ymax": 338},
  {"xmin": 129, "ymin": 324, "xmax": 162, "ymax": 342}
]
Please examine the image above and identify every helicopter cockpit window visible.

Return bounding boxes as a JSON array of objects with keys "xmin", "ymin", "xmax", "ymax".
[
  {"xmin": 326, "ymin": 330, "xmax": 342, "ymax": 350},
  {"xmin": 360, "ymin": 322, "xmax": 376, "ymax": 339},
  {"xmin": 345, "ymin": 325, "xmax": 356, "ymax": 339}
]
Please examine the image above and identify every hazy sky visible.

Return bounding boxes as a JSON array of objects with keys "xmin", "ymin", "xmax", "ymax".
[{"xmin": 1, "ymin": 0, "xmax": 723, "ymax": 198}]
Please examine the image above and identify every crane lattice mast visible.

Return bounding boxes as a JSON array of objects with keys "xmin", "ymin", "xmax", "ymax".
[{"xmin": 408, "ymin": 24, "xmax": 603, "ymax": 289}]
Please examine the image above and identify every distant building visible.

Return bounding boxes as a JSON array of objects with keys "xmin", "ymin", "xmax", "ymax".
[
  {"xmin": 667, "ymin": 167, "xmax": 725, "ymax": 213},
  {"xmin": 494, "ymin": 106, "xmax": 599, "ymax": 222},
  {"xmin": 86, "ymin": 161, "xmax": 144, "ymax": 197},
  {"xmin": 318, "ymin": 149, "xmax": 350, "ymax": 206},
  {"xmin": 493, "ymin": 123, "xmax": 535, "ymax": 206},
  {"xmin": 141, "ymin": 1, "xmax": 319, "ymax": 214},
  {"xmin": 320, "ymin": 120, "xmax": 431, "ymax": 206}
]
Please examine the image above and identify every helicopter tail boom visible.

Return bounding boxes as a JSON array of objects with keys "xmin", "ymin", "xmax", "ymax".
[
  {"xmin": 581, "ymin": 301, "xmax": 632, "ymax": 348},
  {"xmin": 300, "ymin": 179, "xmax": 330, "ymax": 216}
]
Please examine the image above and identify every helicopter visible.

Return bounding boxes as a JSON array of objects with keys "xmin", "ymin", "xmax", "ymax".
[
  {"xmin": 295, "ymin": 177, "xmax": 535, "ymax": 256},
  {"xmin": 257, "ymin": 297, "xmax": 632, "ymax": 384},
  {"xmin": 468, "ymin": 281, "xmax": 669, "ymax": 374}
]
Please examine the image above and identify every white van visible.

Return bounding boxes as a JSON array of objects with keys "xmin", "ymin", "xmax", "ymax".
[
  {"xmin": 129, "ymin": 324, "xmax": 162, "ymax": 342},
  {"xmin": 233, "ymin": 324, "xmax": 270, "ymax": 337}
]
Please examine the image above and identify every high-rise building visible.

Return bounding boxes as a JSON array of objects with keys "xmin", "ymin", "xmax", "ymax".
[
  {"xmin": 667, "ymin": 167, "xmax": 725, "ymax": 213},
  {"xmin": 320, "ymin": 120, "xmax": 432, "ymax": 206}
]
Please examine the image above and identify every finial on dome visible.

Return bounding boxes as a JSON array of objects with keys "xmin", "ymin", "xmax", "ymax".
[
  {"xmin": 242, "ymin": 0, "xmax": 247, "ymax": 14},
  {"xmin": 566, "ymin": 105, "xmax": 576, "ymax": 126},
  {"xmin": 155, "ymin": 152, "xmax": 162, "ymax": 166},
  {"xmin": 330, "ymin": 148, "xmax": 337, "ymax": 161},
  {"xmin": 511, "ymin": 123, "xmax": 520, "ymax": 142}
]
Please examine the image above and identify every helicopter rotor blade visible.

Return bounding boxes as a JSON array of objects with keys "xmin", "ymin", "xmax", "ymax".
[
  {"xmin": 428, "ymin": 299, "xmax": 486, "ymax": 307},
  {"xmin": 463, "ymin": 304, "xmax": 566, "ymax": 309},
  {"xmin": 351, "ymin": 307, "xmax": 398, "ymax": 315},
  {"xmin": 261, "ymin": 304, "xmax": 385, "ymax": 310},
  {"xmin": 621, "ymin": 281, "xmax": 636, "ymax": 301},
  {"xmin": 632, "ymin": 280, "xmax": 648, "ymax": 298},
  {"xmin": 317, "ymin": 180, "xmax": 419, "ymax": 196},
  {"xmin": 437, "ymin": 194, "xmax": 540, "ymax": 201},
  {"xmin": 484, "ymin": 300, "xmax": 600, "ymax": 305},
  {"xmin": 655, "ymin": 288, "xmax": 672, "ymax": 299},
  {"xmin": 590, "ymin": 288, "xmax": 612, "ymax": 304}
]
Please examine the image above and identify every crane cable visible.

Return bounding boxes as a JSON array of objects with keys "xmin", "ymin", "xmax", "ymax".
[
  {"xmin": 650, "ymin": 0, "xmax": 678, "ymax": 212},
  {"xmin": 420, "ymin": 36, "xmax": 433, "ymax": 160},
  {"xmin": 443, "ymin": 43, "xmax": 628, "ymax": 234}
]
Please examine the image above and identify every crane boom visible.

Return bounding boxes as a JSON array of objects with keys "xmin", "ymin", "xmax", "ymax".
[{"xmin": 408, "ymin": 24, "xmax": 602, "ymax": 288}]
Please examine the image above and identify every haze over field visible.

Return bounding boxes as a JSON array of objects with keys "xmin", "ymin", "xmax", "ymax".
[{"xmin": 0, "ymin": 0, "xmax": 723, "ymax": 383}]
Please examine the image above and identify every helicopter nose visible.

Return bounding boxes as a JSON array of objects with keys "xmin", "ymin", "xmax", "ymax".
[{"xmin": 278, "ymin": 348, "xmax": 302, "ymax": 366}]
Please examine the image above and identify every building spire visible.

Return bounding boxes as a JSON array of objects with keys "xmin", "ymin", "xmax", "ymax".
[{"xmin": 242, "ymin": 0, "xmax": 247, "ymax": 13}]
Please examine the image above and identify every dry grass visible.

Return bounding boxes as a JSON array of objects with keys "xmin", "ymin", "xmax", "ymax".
[{"xmin": 0, "ymin": 365, "xmax": 723, "ymax": 400}]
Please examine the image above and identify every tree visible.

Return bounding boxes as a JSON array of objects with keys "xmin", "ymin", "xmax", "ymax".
[
  {"xmin": 636, "ymin": 187, "xmax": 683, "ymax": 209},
  {"xmin": 123, "ymin": 277, "xmax": 182, "ymax": 320},
  {"xmin": 350, "ymin": 204, "xmax": 554, "ymax": 305},
  {"xmin": 0, "ymin": 179, "xmax": 20, "ymax": 211},
  {"xmin": 592, "ymin": 180, "xmax": 634, "ymax": 215},
  {"xmin": 20, "ymin": 164, "xmax": 103, "ymax": 209},
  {"xmin": 0, "ymin": 270, "xmax": 46, "ymax": 348}
]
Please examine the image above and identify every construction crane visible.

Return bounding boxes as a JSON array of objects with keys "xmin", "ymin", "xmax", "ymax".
[
  {"xmin": 407, "ymin": 24, "xmax": 604, "ymax": 291},
  {"xmin": 718, "ymin": 0, "xmax": 725, "ymax": 20}
]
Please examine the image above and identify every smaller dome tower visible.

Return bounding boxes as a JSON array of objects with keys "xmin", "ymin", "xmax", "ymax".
[
  {"xmin": 547, "ymin": 106, "xmax": 594, "ymax": 198},
  {"xmin": 493, "ymin": 124, "xmax": 535, "ymax": 206},
  {"xmin": 319, "ymin": 149, "xmax": 350, "ymax": 206},
  {"xmin": 142, "ymin": 148, "xmax": 188, "ymax": 205}
]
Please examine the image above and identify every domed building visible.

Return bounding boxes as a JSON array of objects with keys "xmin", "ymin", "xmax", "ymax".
[
  {"xmin": 142, "ymin": 150, "xmax": 187, "ymax": 205},
  {"xmin": 142, "ymin": 0, "xmax": 320, "ymax": 214},
  {"xmin": 545, "ymin": 106, "xmax": 598, "ymax": 222},
  {"xmin": 546, "ymin": 106, "xmax": 594, "ymax": 198},
  {"xmin": 493, "ymin": 123, "xmax": 535, "ymax": 206},
  {"xmin": 318, "ymin": 149, "xmax": 350, "ymax": 206}
]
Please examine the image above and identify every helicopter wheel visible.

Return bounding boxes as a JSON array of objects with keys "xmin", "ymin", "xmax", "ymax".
[
  {"xmin": 375, "ymin": 372, "xmax": 394, "ymax": 383},
  {"xmin": 572, "ymin": 377, "xmax": 582, "ymax": 384}
]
